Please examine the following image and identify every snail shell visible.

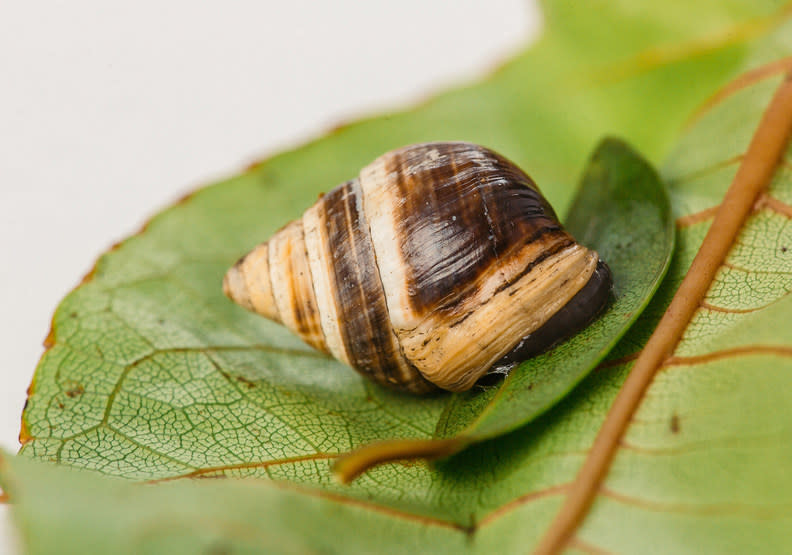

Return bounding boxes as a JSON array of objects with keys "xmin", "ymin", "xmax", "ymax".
[{"xmin": 224, "ymin": 142, "xmax": 612, "ymax": 394}]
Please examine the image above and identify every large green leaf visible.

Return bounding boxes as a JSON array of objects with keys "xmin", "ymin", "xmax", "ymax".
[{"xmin": 5, "ymin": 1, "xmax": 792, "ymax": 553}]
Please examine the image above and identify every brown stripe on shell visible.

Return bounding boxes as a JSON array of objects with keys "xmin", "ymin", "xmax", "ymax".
[
  {"xmin": 383, "ymin": 143, "xmax": 564, "ymax": 316},
  {"xmin": 321, "ymin": 180, "xmax": 435, "ymax": 394},
  {"xmin": 267, "ymin": 220, "xmax": 327, "ymax": 353}
]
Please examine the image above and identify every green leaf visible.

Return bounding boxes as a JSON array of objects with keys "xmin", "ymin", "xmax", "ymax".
[
  {"xmin": 7, "ymin": 1, "xmax": 792, "ymax": 553},
  {"xmin": 0, "ymin": 452, "xmax": 474, "ymax": 555}
]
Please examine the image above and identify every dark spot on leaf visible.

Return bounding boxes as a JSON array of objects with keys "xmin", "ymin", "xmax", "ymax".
[
  {"xmin": 206, "ymin": 540, "xmax": 232, "ymax": 555},
  {"xmin": 65, "ymin": 384, "xmax": 84, "ymax": 398},
  {"xmin": 781, "ymin": 246, "xmax": 788, "ymax": 253},
  {"xmin": 670, "ymin": 413, "xmax": 680, "ymax": 434},
  {"xmin": 157, "ymin": 319, "xmax": 165, "ymax": 325},
  {"xmin": 69, "ymin": 312, "xmax": 77, "ymax": 318},
  {"xmin": 251, "ymin": 168, "xmax": 279, "ymax": 188},
  {"xmin": 236, "ymin": 376, "xmax": 256, "ymax": 389},
  {"xmin": 57, "ymin": 402, "xmax": 65, "ymax": 409}
]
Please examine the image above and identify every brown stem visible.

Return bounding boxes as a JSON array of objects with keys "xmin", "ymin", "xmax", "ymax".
[
  {"xmin": 535, "ymin": 70, "xmax": 792, "ymax": 554},
  {"xmin": 332, "ymin": 438, "xmax": 464, "ymax": 484}
]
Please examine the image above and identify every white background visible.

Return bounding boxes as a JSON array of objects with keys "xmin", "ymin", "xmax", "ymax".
[{"xmin": 0, "ymin": 1, "xmax": 538, "ymax": 551}]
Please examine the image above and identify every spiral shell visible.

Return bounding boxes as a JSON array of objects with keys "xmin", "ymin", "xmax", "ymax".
[{"xmin": 224, "ymin": 142, "xmax": 612, "ymax": 394}]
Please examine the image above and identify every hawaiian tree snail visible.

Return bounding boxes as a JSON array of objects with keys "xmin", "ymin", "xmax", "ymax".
[{"xmin": 223, "ymin": 142, "xmax": 613, "ymax": 394}]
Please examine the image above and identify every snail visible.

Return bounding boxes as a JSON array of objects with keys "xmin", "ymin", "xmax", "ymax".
[{"xmin": 223, "ymin": 142, "xmax": 612, "ymax": 394}]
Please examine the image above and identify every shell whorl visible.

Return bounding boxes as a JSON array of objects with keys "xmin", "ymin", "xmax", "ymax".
[{"xmin": 224, "ymin": 142, "xmax": 612, "ymax": 394}]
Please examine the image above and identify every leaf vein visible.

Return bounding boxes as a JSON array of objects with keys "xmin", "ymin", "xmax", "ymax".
[
  {"xmin": 666, "ymin": 344, "xmax": 792, "ymax": 366},
  {"xmin": 600, "ymin": 487, "xmax": 792, "ymax": 519},
  {"xmin": 146, "ymin": 452, "xmax": 337, "ymax": 483}
]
